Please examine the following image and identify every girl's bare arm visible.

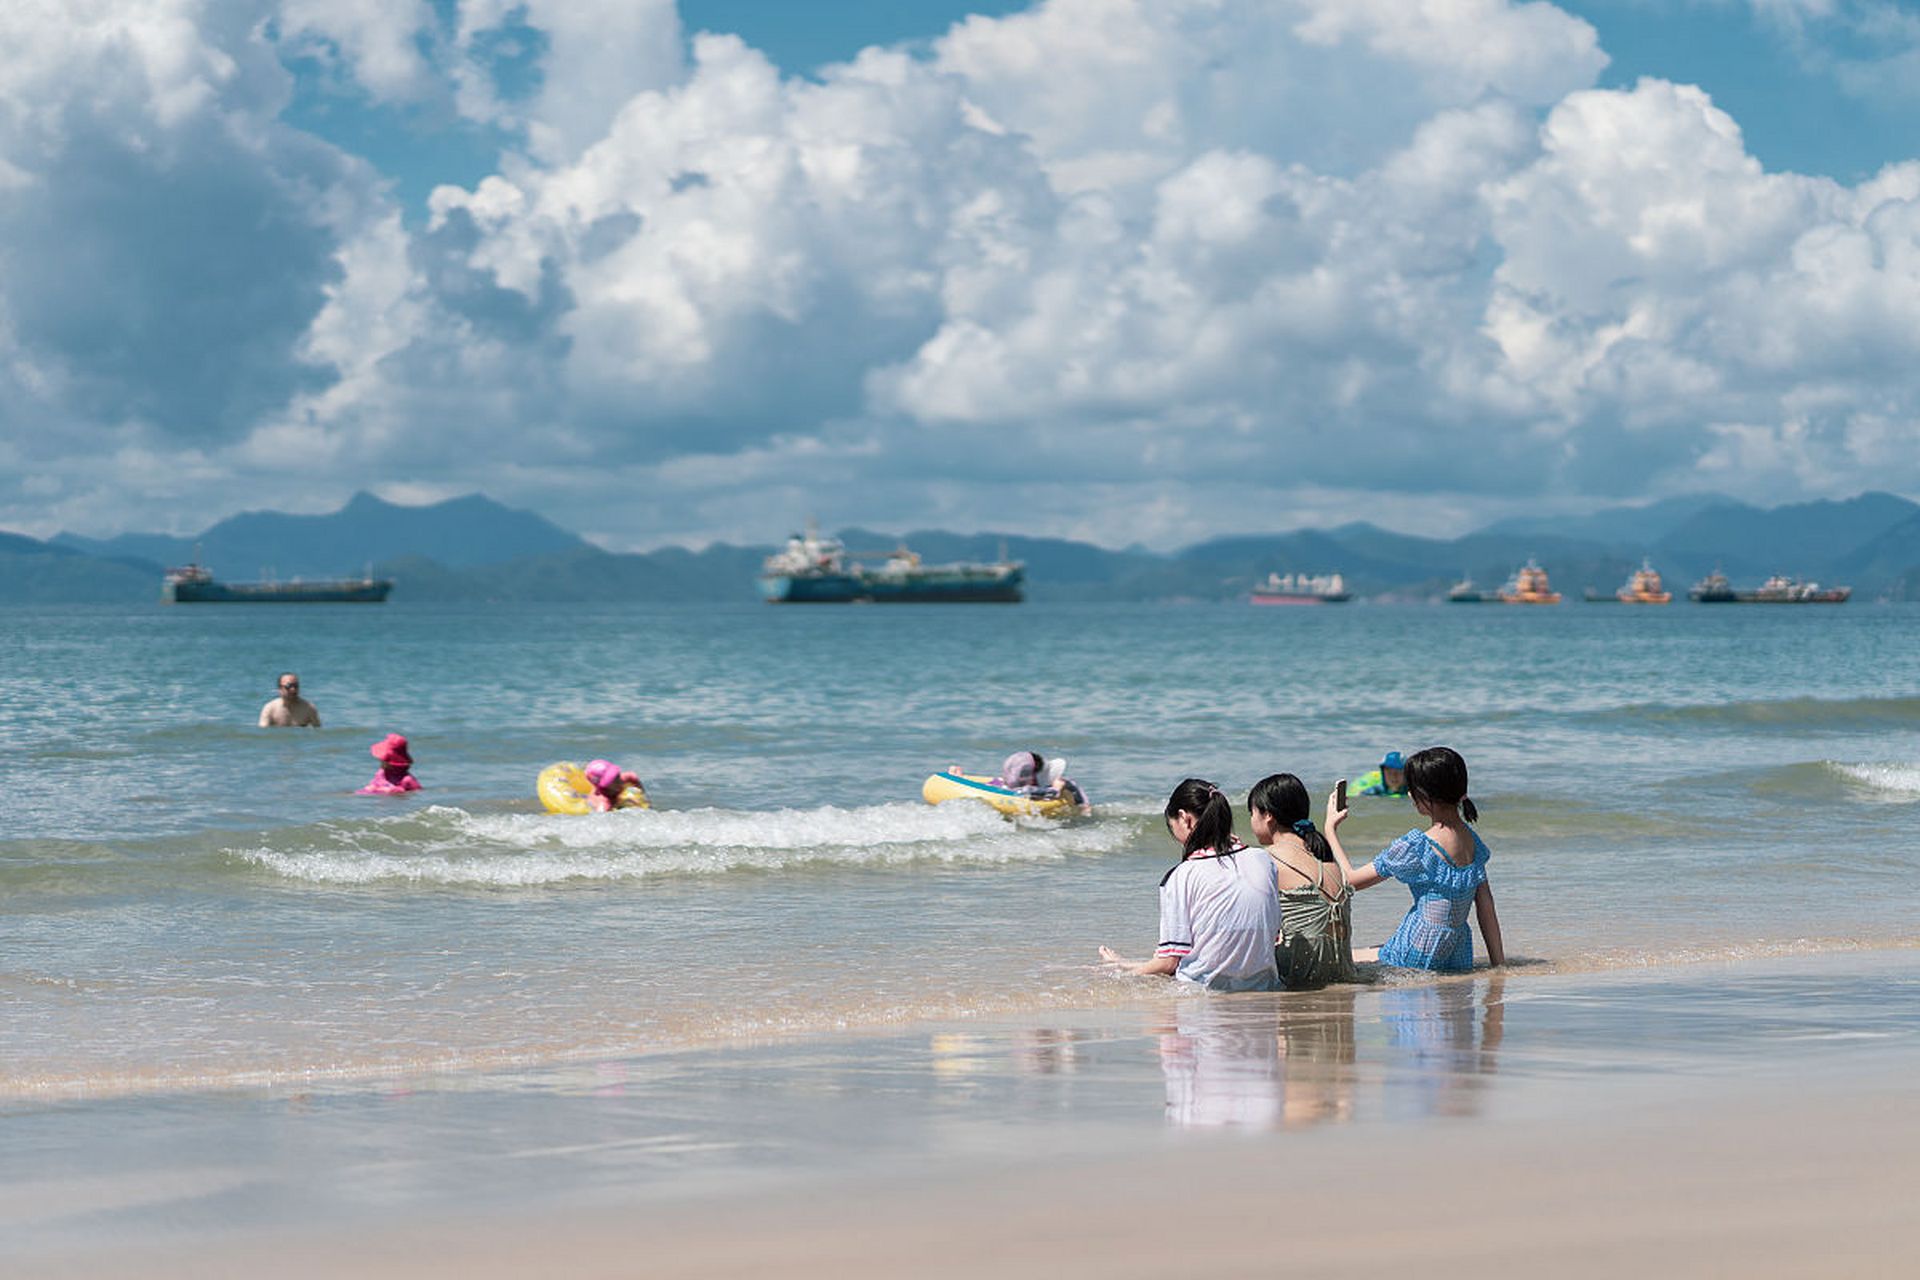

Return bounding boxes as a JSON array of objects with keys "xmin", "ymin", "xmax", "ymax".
[
  {"xmin": 1099, "ymin": 946, "xmax": 1178, "ymax": 977},
  {"xmin": 1474, "ymin": 881, "xmax": 1505, "ymax": 967},
  {"xmin": 1324, "ymin": 790, "xmax": 1384, "ymax": 891}
]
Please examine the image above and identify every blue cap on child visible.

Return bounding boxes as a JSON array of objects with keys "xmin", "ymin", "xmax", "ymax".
[{"xmin": 1382, "ymin": 751, "xmax": 1405, "ymax": 770}]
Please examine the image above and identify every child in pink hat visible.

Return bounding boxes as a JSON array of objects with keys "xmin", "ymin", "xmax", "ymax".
[
  {"xmin": 358, "ymin": 734, "xmax": 422, "ymax": 795},
  {"xmin": 583, "ymin": 758, "xmax": 643, "ymax": 811}
]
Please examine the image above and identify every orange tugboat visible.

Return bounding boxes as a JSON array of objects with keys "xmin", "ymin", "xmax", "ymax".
[
  {"xmin": 1615, "ymin": 559, "xmax": 1672, "ymax": 604},
  {"xmin": 1496, "ymin": 559, "xmax": 1561, "ymax": 605}
]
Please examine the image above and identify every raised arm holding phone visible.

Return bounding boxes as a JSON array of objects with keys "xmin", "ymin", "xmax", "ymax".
[{"xmin": 1324, "ymin": 747, "xmax": 1504, "ymax": 971}]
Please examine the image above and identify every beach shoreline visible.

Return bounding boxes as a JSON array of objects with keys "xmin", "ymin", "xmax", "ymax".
[
  {"xmin": 9, "ymin": 949, "xmax": 1918, "ymax": 1277},
  {"xmin": 8, "ymin": 934, "xmax": 1915, "ymax": 1105}
]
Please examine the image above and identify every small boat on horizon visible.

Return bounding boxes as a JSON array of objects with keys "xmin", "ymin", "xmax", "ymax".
[
  {"xmin": 1745, "ymin": 575, "xmax": 1851, "ymax": 604},
  {"xmin": 1589, "ymin": 559, "xmax": 1671, "ymax": 604},
  {"xmin": 1446, "ymin": 577, "xmax": 1488, "ymax": 603},
  {"xmin": 1249, "ymin": 571, "xmax": 1351, "ymax": 605},
  {"xmin": 1688, "ymin": 568, "xmax": 1737, "ymax": 603},
  {"xmin": 1496, "ymin": 560, "xmax": 1561, "ymax": 605},
  {"xmin": 1688, "ymin": 570, "xmax": 1850, "ymax": 604}
]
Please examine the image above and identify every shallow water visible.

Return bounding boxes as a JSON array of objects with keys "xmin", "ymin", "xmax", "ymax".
[{"xmin": 4, "ymin": 600, "xmax": 1920, "ymax": 1095}]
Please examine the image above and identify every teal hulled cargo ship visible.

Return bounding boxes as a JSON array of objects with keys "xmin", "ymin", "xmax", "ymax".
[
  {"xmin": 162, "ymin": 562, "xmax": 393, "ymax": 604},
  {"xmin": 758, "ymin": 526, "xmax": 1023, "ymax": 603}
]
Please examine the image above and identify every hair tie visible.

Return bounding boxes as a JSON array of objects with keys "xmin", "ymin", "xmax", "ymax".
[{"xmin": 1292, "ymin": 818, "xmax": 1315, "ymax": 835}]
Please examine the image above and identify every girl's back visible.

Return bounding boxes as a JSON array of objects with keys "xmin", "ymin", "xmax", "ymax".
[
  {"xmin": 1271, "ymin": 853, "xmax": 1353, "ymax": 989},
  {"xmin": 1423, "ymin": 821, "xmax": 1475, "ymax": 868},
  {"xmin": 1374, "ymin": 828, "xmax": 1487, "ymax": 972},
  {"xmin": 1162, "ymin": 850, "xmax": 1283, "ymax": 991}
]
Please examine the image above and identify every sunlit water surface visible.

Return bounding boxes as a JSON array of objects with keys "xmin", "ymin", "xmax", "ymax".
[{"xmin": 4, "ymin": 600, "xmax": 1918, "ymax": 1094}]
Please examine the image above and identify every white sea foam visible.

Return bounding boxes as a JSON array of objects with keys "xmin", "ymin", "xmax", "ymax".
[
  {"xmin": 1829, "ymin": 762, "xmax": 1920, "ymax": 797},
  {"xmin": 231, "ymin": 802, "xmax": 1131, "ymax": 886}
]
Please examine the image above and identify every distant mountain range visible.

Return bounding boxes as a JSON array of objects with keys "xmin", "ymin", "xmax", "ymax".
[
  {"xmin": 53, "ymin": 491, "xmax": 586, "ymax": 575},
  {"xmin": 7, "ymin": 489, "xmax": 1920, "ymax": 604}
]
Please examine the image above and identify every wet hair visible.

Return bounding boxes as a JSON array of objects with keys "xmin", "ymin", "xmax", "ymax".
[
  {"xmin": 1164, "ymin": 777, "xmax": 1238, "ymax": 859},
  {"xmin": 1246, "ymin": 773, "xmax": 1334, "ymax": 862},
  {"xmin": 1405, "ymin": 746, "xmax": 1478, "ymax": 823}
]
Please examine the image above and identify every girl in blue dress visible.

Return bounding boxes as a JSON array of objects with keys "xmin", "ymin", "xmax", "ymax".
[{"xmin": 1326, "ymin": 746, "xmax": 1505, "ymax": 972}]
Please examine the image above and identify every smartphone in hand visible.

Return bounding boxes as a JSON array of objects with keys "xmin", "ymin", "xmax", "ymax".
[{"xmin": 1335, "ymin": 779, "xmax": 1349, "ymax": 812}]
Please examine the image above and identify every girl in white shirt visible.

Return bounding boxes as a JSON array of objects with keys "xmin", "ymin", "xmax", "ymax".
[{"xmin": 1100, "ymin": 778, "xmax": 1283, "ymax": 992}]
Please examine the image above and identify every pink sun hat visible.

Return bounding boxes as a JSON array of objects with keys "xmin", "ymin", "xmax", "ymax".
[
  {"xmin": 584, "ymin": 758, "xmax": 621, "ymax": 790},
  {"xmin": 370, "ymin": 733, "xmax": 412, "ymax": 767}
]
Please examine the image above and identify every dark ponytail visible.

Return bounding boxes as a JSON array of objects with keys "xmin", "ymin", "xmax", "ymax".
[
  {"xmin": 1246, "ymin": 773, "xmax": 1334, "ymax": 862},
  {"xmin": 1405, "ymin": 746, "xmax": 1477, "ymax": 823},
  {"xmin": 1164, "ymin": 777, "xmax": 1238, "ymax": 859}
]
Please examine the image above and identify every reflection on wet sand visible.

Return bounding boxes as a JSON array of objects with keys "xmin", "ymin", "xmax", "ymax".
[
  {"xmin": 1377, "ymin": 974, "xmax": 1506, "ymax": 1119},
  {"xmin": 1275, "ymin": 986, "xmax": 1358, "ymax": 1128},
  {"xmin": 931, "ymin": 1028, "xmax": 1090, "ymax": 1080},
  {"xmin": 1154, "ymin": 975, "xmax": 1507, "ymax": 1130},
  {"xmin": 1157, "ymin": 1002, "xmax": 1286, "ymax": 1129}
]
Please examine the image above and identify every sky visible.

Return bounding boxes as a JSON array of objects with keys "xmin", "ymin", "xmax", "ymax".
[{"xmin": 7, "ymin": 1, "xmax": 1920, "ymax": 551}]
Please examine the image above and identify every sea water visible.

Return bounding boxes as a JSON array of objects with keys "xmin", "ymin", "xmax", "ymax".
[{"xmin": 3, "ymin": 600, "xmax": 1918, "ymax": 1097}]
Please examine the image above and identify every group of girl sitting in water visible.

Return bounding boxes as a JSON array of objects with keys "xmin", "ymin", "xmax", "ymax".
[{"xmin": 1100, "ymin": 746, "xmax": 1504, "ymax": 989}]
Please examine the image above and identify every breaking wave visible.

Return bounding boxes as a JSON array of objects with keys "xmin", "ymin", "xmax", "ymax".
[{"xmin": 230, "ymin": 802, "xmax": 1130, "ymax": 886}]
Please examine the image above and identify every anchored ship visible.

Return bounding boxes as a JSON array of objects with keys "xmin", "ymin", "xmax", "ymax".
[
  {"xmin": 1446, "ymin": 577, "xmax": 1488, "ymax": 603},
  {"xmin": 757, "ymin": 525, "xmax": 1023, "ymax": 603},
  {"xmin": 1249, "ymin": 571, "xmax": 1351, "ymax": 605},
  {"xmin": 1688, "ymin": 569, "xmax": 1737, "ymax": 603},
  {"xmin": 1586, "ymin": 559, "xmax": 1673, "ymax": 604},
  {"xmin": 1496, "ymin": 559, "xmax": 1561, "ymax": 605},
  {"xmin": 162, "ymin": 561, "xmax": 392, "ymax": 604},
  {"xmin": 1689, "ymin": 570, "xmax": 1850, "ymax": 604}
]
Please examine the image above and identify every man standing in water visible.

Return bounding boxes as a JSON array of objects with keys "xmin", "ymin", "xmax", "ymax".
[{"xmin": 259, "ymin": 673, "xmax": 322, "ymax": 727}]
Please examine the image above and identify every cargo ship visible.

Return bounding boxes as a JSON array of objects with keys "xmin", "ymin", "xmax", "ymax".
[
  {"xmin": 1689, "ymin": 570, "xmax": 1849, "ymax": 604},
  {"xmin": 757, "ymin": 525, "xmax": 1023, "ymax": 603},
  {"xmin": 1249, "ymin": 571, "xmax": 1350, "ymax": 605},
  {"xmin": 1585, "ymin": 559, "xmax": 1673, "ymax": 604},
  {"xmin": 1496, "ymin": 560, "xmax": 1561, "ymax": 605},
  {"xmin": 162, "ymin": 561, "xmax": 392, "ymax": 604}
]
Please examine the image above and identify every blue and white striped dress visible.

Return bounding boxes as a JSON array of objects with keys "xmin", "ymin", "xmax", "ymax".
[{"xmin": 1371, "ymin": 829, "xmax": 1488, "ymax": 972}]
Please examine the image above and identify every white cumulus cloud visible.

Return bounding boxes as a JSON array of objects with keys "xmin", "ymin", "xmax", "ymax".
[{"xmin": 7, "ymin": 0, "xmax": 1920, "ymax": 548}]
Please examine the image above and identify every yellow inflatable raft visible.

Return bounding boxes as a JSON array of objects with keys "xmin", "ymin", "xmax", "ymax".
[
  {"xmin": 537, "ymin": 761, "xmax": 649, "ymax": 814},
  {"xmin": 921, "ymin": 770, "xmax": 1077, "ymax": 819}
]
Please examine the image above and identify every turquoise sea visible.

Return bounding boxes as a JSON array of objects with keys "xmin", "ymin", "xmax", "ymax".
[{"xmin": 4, "ymin": 600, "xmax": 1919, "ymax": 1097}]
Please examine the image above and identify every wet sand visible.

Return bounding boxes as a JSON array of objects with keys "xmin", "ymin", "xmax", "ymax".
[
  {"xmin": 39, "ymin": 1088, "xmax": 1917, "ymax": 1279},
  {"xmin": 9, "ymin": 950, "xmax": 1920, "ymax": 1278}
]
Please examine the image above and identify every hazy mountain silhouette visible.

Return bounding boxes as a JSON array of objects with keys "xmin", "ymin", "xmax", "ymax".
[
  {"xmin": 12, "ymin": 489, "xmax": 1920, "ymax": 603},
  {"xmin": 1479, "ymin": 494, "xmax": 1741, "ymax": 546},
  {"xmin": 54, "ymin": 491, "xmax": 586, "ymax": 577},
  {"xmin": 1648, "ymin": 493, "xmax": 1918, "ymax": 580}
]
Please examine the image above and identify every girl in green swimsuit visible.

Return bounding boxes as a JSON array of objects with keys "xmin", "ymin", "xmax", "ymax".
[{"xmin": 1247, "ymin": 773, "xmax": 1355, "ymax": 990}]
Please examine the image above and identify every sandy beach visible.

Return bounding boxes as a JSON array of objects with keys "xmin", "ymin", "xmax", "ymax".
[
  {"xmin": 55, "ymin": 1087, "xmax": 1914, "ymax": 1280},
  {"xmin": 10, "ymin": 950, "xmax": 1917, "ymax": 1278}
]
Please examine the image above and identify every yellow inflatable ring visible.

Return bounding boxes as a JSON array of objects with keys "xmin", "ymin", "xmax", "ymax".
[
  {"xmin": 537, "ymin": 761, "xmax": 650, "ymax": 814},
  {"xmin": 921, "ymin": 770, "xmax": 1077, "ymax": 819}
]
